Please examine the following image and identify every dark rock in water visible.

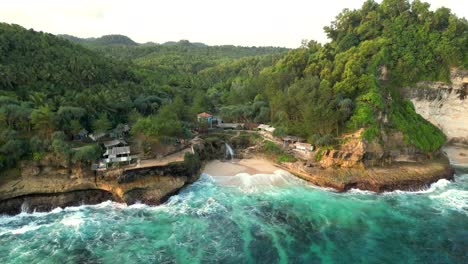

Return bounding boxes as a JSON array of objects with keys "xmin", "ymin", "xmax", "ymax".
[
  {"xmin": 0, "ymin": 190, "xmax": 115, "ymax": 215},
  {"xmin": 249, "ymin": 224, "xmax": 280, "ymax": 263}
]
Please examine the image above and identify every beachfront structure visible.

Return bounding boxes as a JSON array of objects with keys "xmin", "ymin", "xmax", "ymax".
[
  {"xmin": 102, "ymin": 139, "xmax": 132, "ymax": 165},
  {"xmin": 282, "ymin": 136, "xmax": 304, "ymax": 147},
  {"xmin": 197, "ymin": 112, "xmax": 213, "ymax": 128},
  {"xmin": 103, "ymin": 146, "xmax": 131, "ymax": 164},
  {"xmin": 294, "ymin": 142, "xmax": 314, "ymax": 152},
  {"xmin": 212, "ymin": 116, "xmax": 222, "ymax": 126},
  {"xmin": 74, "ymin": 129, "xmax": 88, "ymax": 141},
  {"xmin": 109, "ymin": 123, "xmax": 131, "ymax": 139},
  {"xmin": 103, "ymin": 139, "xmax": 127, "ymax": 149},
  {"xmin": 217, "ymin": 123, "xmax": 244, "ymax": 130},
  {"xmin": 258, "ymin": 124, "xmax": 275, "ymax": 133},
  {"xmin": 89, "ymin": 132, "xmax": 106, "ymax": 141}
]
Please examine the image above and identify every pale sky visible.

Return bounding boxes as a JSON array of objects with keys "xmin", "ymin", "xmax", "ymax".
[{"xmin": 1, "ymin": 0, "xmax": 467, "ymax": 48}]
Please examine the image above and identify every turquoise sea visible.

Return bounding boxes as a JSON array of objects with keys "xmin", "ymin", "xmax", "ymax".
[{"xmin": 0, "ymin": 168, "xmax": 467, "ymax": 263}]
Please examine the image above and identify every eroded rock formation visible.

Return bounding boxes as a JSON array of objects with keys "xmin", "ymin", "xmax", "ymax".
[
  {"xmin": 403, "ymin": 68, "xmax": 468, "ymax": 144},
  {"xmin": 0, "ymin": 153, "xmax": 201, "ymax": 215}
]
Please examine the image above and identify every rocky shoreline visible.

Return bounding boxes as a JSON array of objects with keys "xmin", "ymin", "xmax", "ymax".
[
  {"xmin": 0, "ymin": 135, "xmax": 460, "ymax": 215},
  {"xmin": 0, "ymin": 155, "xmax": 201, "ymax": 215},
  {"xmin": 274, "ymin": 157, "xmax": 454, "ymax": 192}
]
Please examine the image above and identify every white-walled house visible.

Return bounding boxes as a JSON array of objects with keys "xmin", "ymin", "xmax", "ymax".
[{"xmin": 102, "ymin": 139, "xmax": 133, "ymax": 165}]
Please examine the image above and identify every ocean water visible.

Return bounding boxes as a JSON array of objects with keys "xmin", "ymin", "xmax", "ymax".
[{"xmin": 0, "ymin": 169, "xmax": 467, "ymax": 264}]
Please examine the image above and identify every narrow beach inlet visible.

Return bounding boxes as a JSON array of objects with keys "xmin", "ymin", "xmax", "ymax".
[
  {"xmin": 202, "ymin": 159, "xmax": 278, "ymax": 176},
  {"xmin": 202, "ymin": 159, "xmax": 299, "ymax": 188}
]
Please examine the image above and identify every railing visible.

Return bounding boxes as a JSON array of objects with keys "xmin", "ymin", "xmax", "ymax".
[{"xmin": 103, "ymin": 157, "xmax": 132, "ymax": 163}]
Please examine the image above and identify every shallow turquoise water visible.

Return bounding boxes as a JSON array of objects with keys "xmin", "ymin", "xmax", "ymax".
[{"xmin": 0, "ymin": 169, "xmax": 467, "ymax": 264}]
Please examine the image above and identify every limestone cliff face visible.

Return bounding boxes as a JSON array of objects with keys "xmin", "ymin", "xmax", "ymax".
[
  {"xmin": 317, "ymin": 129, "xmax": 423, "ymax": 169},
  {"xmin": 403, "ymin": 68, "xmax": 468, "ymax": 143},
  {"xmin": 0, "ymin": 157, "xmax": 200, "ymax": 215}
]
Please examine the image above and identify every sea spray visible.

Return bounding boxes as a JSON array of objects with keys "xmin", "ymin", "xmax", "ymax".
[{"xmin": 0, "ymin": 172, "xmax": 466, "ymax": 263}]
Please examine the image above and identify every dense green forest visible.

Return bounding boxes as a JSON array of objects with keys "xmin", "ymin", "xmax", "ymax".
[
  {"xmin": 1, "ymin": 0, "xmax": 467, "ymax": 173},
  {"xmin": 0, "ymin": 23, "xmax": 286, "ymax": 171},
  {"xmin": 212, "ymin": 0, "xmax": 467, "ymax": 152}
]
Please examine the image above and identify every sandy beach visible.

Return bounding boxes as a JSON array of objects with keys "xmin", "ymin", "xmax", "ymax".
[
  {"xmin": 202, "ymin": 159, "xmax": 279, "ymax": 176},
  {"xmin": 202, "ymin": 159, "xmax": 296, "ymax": 187},
  {"xmin": 443, "ymin": 145, "xmax": 468, "ymax": 165}
]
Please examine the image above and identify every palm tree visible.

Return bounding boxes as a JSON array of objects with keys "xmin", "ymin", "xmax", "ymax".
[
  {"xmin": 31, "ymin": 105, "xmax": 56, "ymax": 138},
  {"xmin": 28, "ymin": 92, "xmax": 47, "ymax": 108}
]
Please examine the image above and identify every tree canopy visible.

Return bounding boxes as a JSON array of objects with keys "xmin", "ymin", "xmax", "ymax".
[{"xmin": 1, "ymin": 0, "xmax": 466, "ymax": 173}]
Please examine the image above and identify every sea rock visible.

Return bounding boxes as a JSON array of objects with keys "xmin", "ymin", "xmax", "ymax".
[{"xmin": 0, "ymin": 190, "xmax": 115, "ymax": 215}]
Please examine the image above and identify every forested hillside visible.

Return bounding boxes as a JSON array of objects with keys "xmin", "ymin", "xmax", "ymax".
[
  {"xmin": 1, "ymin": 0, "xmax": 467, "ymax": 173},
  {"xmin": 59, "ymin": 34, "xmax": 138, "ymax": 46},
  {"xmin": 0, "ymin": 23, "xmax": 285, "ymax": 172},
  {"xmin": 212, "ymin": 0, "xmax": 467, "ymax": 152}
]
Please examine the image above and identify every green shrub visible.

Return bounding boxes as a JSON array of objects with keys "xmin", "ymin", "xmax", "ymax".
[
  {"xmin": 316, "ymin": 134, "xmax": 336, "ymax": 147},
  {"xmin": 262, "ymin": 140, "xmax": 296, "ymax": 163},
  {"xmin": 262, "ymin": 140, "xmax": 283, "ymax": 155},
  {"xmin": 390, "ymin": 100, "xmax": 446, "ymax": 152},
  {"xmin": 277, "ymin": 154, "xmax": 296, "ymax": 163},
  {"xmin": 72, "ymin": 144, "xmax": 101, "ymax": 164},
  {"xmin": 315, "ymin": 148, "xmax": 325, "ymax": 161},
  {"xmin": 272, "ymin": 127, "xmax": 287, "ymax": 137},
  {"xmin": 32, "ymin": 152, "xmax": 43, "ymax": 161},
  {"xmin": 184, "ymin": 152, "xmax": 201, "ymax": 175}
]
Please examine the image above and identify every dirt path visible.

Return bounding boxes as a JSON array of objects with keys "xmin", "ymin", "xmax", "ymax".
[{"xmin": 134, "ymin": 147, "xmax": 193, "ymax": 169}]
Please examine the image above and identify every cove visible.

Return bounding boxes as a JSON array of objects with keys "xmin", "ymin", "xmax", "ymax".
[{"xmin": 0, "ymin": 168, "xmax": 466, "ymax": 263}]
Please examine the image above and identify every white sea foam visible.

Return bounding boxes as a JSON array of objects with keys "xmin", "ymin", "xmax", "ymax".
[
  {"xmin": 60, "ymin": 213, "xmax": 84, "ymax": 227},
  {"xmin": 210, "ymin": 169, "xmax": 297, "ymax": 190},
  {"xmin": 157, "ymin": 191, "xmax": 194, "ymax": 215},
  {"xmin": 429, "ymin": 189, "xmax": 468, "ymax": 214},
  {"xmin": 10, "ymin": 224, "xmax": 42, "ymax": 235},
  {"xmin": 0, "ymin": 221, "xmax": 52, "ymax": 236},
  {"xmin": 382, "ymin": 178, "xmax": 453, "ymax": 195},
  {"xmin": 195, "ymin": 197, "xmax": 227, "ymax": 216},
  {"xmin": 348, "ymin": 189, "xmax": 376, "ymax": 195},
  {"xmin": 128, "ymin": 203, "xmax": 149, "ymax": 209}
]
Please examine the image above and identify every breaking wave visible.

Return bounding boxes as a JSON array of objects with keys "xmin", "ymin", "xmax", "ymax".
[{"xmin": 0, "ymin": 170, "xmax": 466, "ymax": 263}]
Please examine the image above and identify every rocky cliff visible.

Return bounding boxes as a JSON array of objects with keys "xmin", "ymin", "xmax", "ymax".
[
  {"xmin": 403, "ymin": 68, "xmax": 468, "ymax": 144},
  {"xmin": 0, "ymin": 154, "xmax": 201, "ymax": 215}
]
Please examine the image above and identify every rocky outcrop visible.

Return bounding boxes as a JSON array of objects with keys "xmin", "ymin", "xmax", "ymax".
[
  {"xmin": 279, "ymin": 156, "xmax": 454, "ymax": 192},
  {"xmin": 318, "ymin": 129, "xmax": 426, "ymax": 169},
  {"xmin": 319, "ymin": 130, "xmax": 366, "ymax": 168},
  {"xmin": 403, "ymin": 68, "xmax": 468, "ymax": 144},
  {"xmin": 0, "ymin": 190, "xmax": 115, "ymax": 215},
  {"xmin": 0, "ymin": 154, "xmax": 201, "ymax": 215},
  {"xmin": 0, "ymin": 135, "xmax": 244, "ymax": 215}
]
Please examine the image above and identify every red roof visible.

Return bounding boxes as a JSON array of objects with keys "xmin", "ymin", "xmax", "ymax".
[{"xmin": 197, "ymin": 112, "xmax": 212, "ymax": 117}]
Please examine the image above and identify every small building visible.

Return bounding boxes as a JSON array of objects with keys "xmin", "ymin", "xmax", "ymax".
[
  {"xmin": 100, "ymin": 139, "xmax": 134, "ymax": 166},
  {"xmin": 89, "ymin": 132, "xmax": 106, "ymax": 142},
  {"xmin": 294, "ymin": 142, "xmax": 314, "ymax": 152},
  {"xmin": 258, "ymin": 124, "xmax": 275, "ymax": 133},
  {"xmin": 103, "ymin": 139, "xmax": 127, "ymax": 150},
  {"xmin": 216, "ymin": 123, "xmax": 244, "ymax": 130},
  {"xmin": 74, "ymin": 129, "xmax": 88, "ymax": 141},
  {"xmin": 212, "ymin": 116, "xmax": 222, "ymax": 126},
  {"xmin": 109, "ymin": 124, "xmax": 131, "ymax": 139},
  {"xmin": 103, "ymin": 146, "xmax": 132, "ymax": 164},
  {"xmin": 197, "ymin": 112, "xmax": 213, "ymax": 128},
  {"xmin": 282, "ymin": 136, "xmax": 304, "ymax": 147}
]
